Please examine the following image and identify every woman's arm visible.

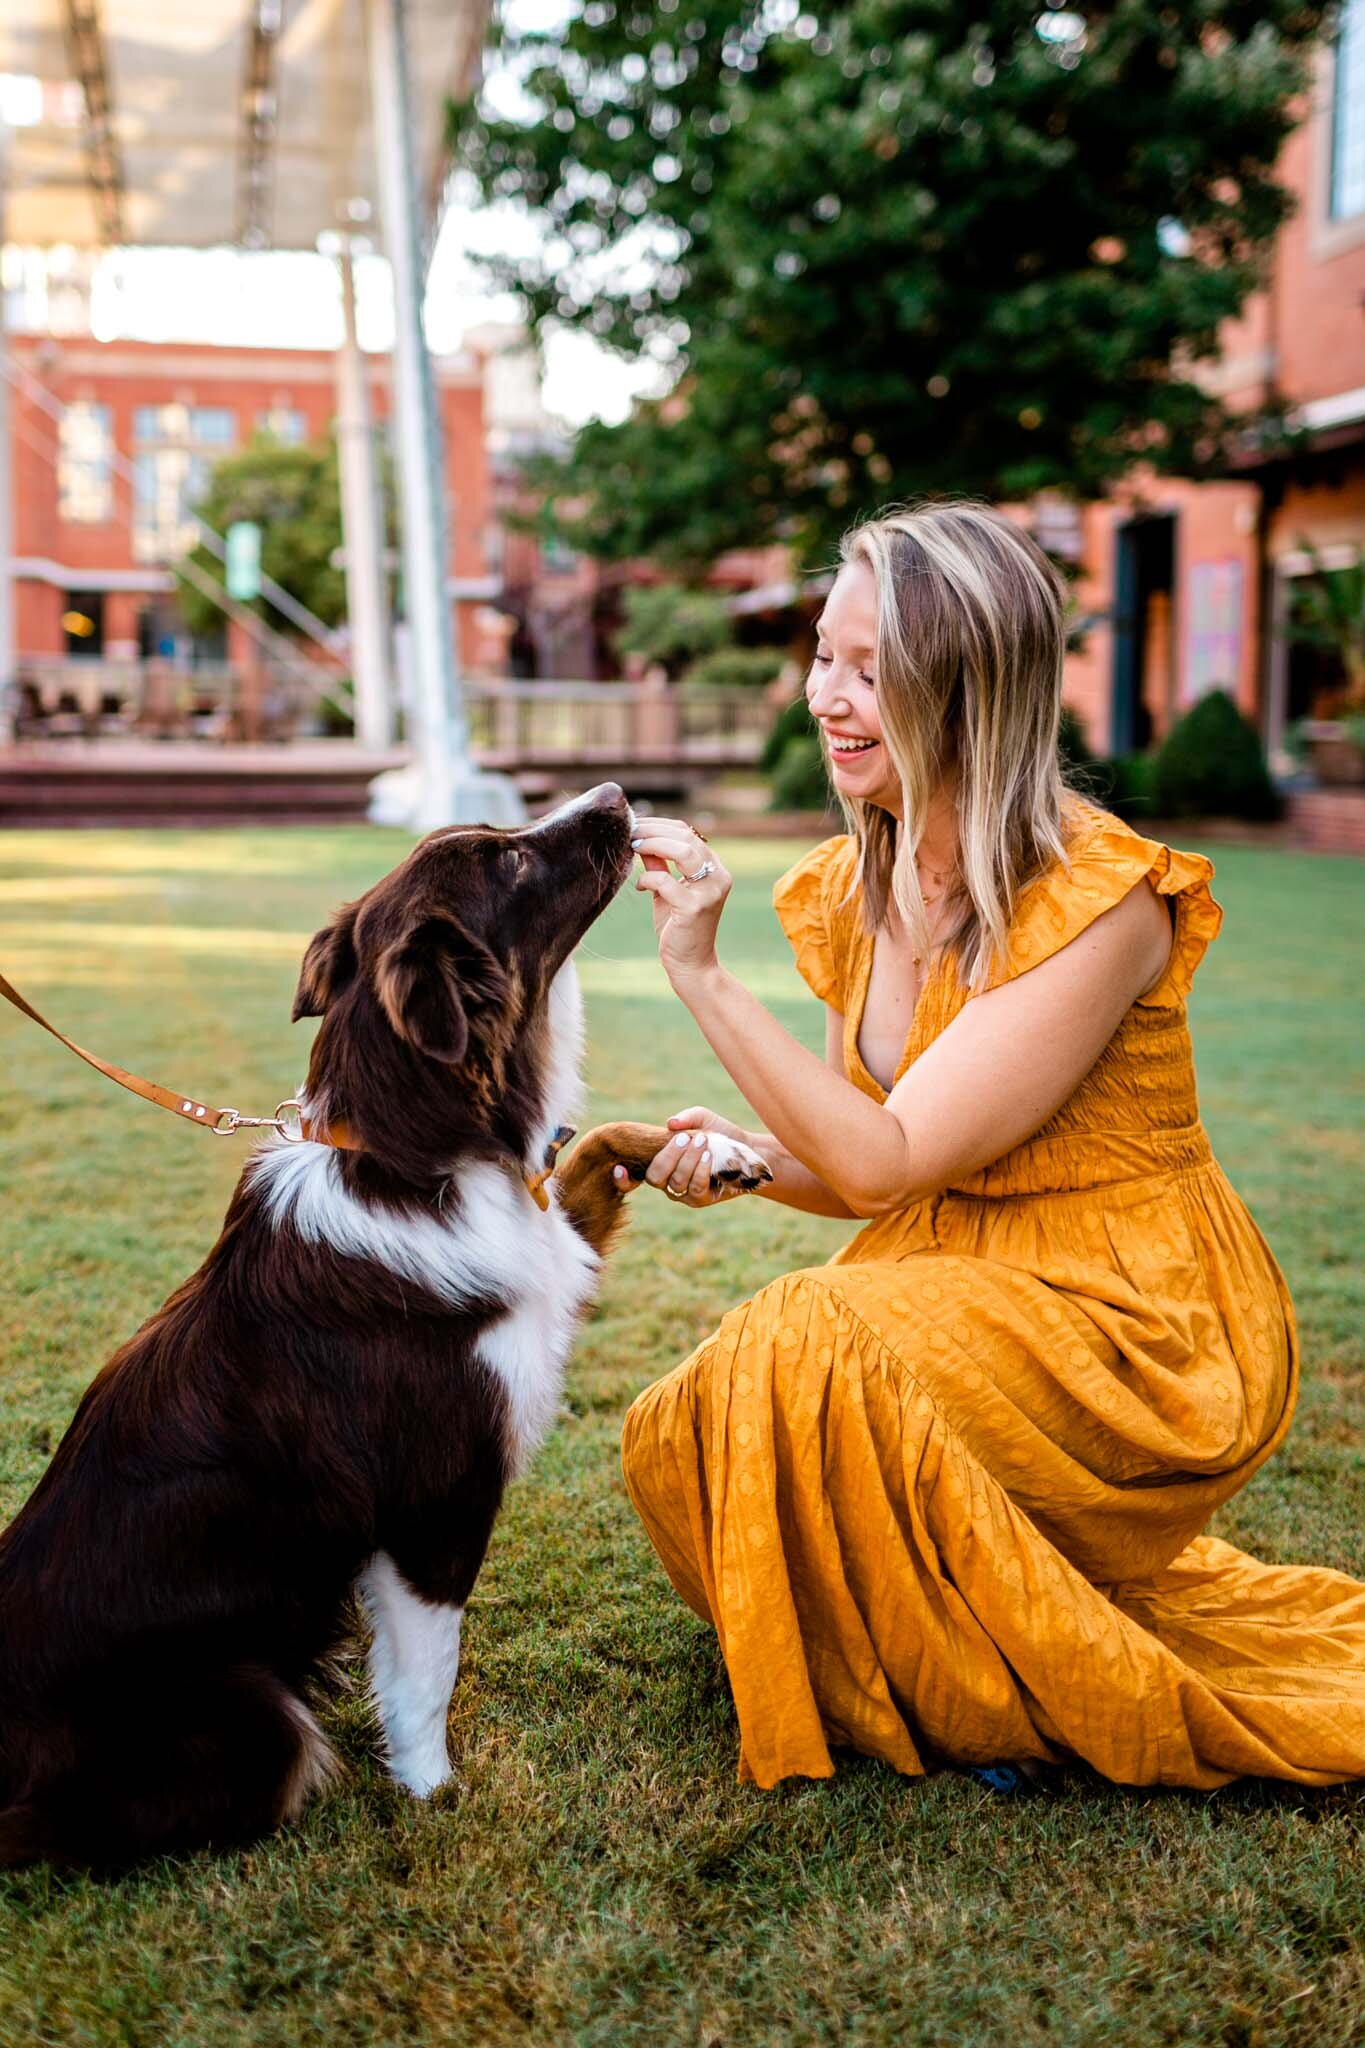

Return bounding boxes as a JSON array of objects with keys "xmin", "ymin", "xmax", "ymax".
[
  {"xmin": 634, "ymin": 829, "xmax": 1173, "ymax": 1219},
  {"xmin": 641, "ymin": 1007, "xmax": 859, "ymax": 1217}
]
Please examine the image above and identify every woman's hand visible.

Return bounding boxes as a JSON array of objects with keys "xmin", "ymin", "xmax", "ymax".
[
  {"xmin": 611, "ymin": 1108, "xmax": 774, "ymax": 1208},
  {"xmin": 631, "ymin": 817, "xmax": 731, "ymax": 989}
]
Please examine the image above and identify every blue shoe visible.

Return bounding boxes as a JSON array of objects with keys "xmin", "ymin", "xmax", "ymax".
[{"xmin": 968, "ymin": 1764, "xmax": 1026, "ymax": 1793}]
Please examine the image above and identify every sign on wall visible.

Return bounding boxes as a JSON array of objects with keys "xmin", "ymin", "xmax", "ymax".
[
  {"xmin": 225, "ymin": 520, "xmax": 262, "ymax": 603},
  {"xmin": 1184, "ymin": 559, "xmax": 1244, "ymax": 704}
]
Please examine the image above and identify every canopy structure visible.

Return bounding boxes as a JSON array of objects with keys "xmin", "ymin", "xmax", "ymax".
[
  {"xmin": 0, "ymin": 0, "xmax": 483, "ymax": 249},
  {"xmin": 0, "ymin": 0, "xmax": 521, "ymax": 828}
]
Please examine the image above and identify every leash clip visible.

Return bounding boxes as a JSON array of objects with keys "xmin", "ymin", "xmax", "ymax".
[{"xmin": 210, "ymin": 1099, "xmax": 306, "ymax": 1142}]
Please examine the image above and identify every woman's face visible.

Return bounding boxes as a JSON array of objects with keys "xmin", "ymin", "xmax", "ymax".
[{"xmin": 806, "ymin": 561, "xmax": 900, "ymax": 813}]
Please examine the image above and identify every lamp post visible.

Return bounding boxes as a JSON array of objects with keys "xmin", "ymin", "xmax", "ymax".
[{"xmin": 362, "ymin": 0, "xmax": 522, "ymax": 827}]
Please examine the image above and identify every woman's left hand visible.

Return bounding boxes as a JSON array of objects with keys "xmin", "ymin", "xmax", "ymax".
[{"xmin": 631, "ymin": 817, "xmax": 731, "ymax": 987}]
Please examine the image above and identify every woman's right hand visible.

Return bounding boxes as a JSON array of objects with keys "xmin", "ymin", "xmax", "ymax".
[{"xmin": 612, "ymin": 1107, "xmax": 772, "ymax": 1208}]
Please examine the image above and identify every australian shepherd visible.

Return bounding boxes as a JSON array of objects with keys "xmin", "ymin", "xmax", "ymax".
[{"xmin": 0, "ymin": 782, "xmax": 770, "ymax": 1869}]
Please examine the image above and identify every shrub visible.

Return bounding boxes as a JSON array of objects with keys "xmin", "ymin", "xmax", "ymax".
[
  {"xmin": 770, "ymin": 734, "xmax": 834, "ymax": 813},
  {"xmin": 1105, "ymin": 751, "xmax": 1157, "ymax": 820},
  {"xmin": 1152, "ymin": 690, "xmax": 1281, "ymax": 820},
  {"xmin": 683, "ymin": 646, "xmax": 788, "ymax": 691},
  {"xmin": 761, "ymin": 693, "xmax": 814, "ymax": 773},
  {"xmin": 617, "ymin": 584, "xmax": 733, "ymax": 675},
  {"xmin": 1058, "ymin": 703, "xmax": 1117, "ymax": 806}
]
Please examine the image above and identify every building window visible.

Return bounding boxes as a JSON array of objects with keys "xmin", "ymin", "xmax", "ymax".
[
  {"xmin": 57, "ymin": 401, "xmax": 114, "ymax": 524},
  {"xmin": 1332, "ymin": 0, "xmax": 1365, "ymax": 220},
  {"xmin": 257, "ymin": 406, "xmax": 307, "ymax": 445},
  {"xmin": 131, "ymin": 405, "xmax": 237, "ymax": 562}
]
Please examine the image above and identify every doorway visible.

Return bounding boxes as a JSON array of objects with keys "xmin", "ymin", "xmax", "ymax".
[{"xmin": 1111, "ymin": 516, "xmax": 1175, "ymax": 755}]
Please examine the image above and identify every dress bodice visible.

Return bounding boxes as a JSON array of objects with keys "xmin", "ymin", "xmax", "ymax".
[{"xmin": 772, "ymin": 799, "xmax": 1224, "ymax": 1199}]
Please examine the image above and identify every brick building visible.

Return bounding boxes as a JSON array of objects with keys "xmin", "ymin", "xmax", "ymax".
[
  {"xmin": 1056, "ymin": 24, "xmax": 1365, "ymax": 761},
  {"xmin": 8, "ymin": 333, "xmax": 501, "ymax": 681}
]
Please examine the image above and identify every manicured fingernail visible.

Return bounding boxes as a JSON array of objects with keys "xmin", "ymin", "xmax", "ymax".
[
  {"xmin": 691, "ymin": 1133, "xmax": 706, "ymax": 1147},
  {"xmin": 701, "ymin": 1150, "xmax": 711, "ymax": 1167},
  {"xmin": 613, "ymin": 1165, "xmax": 626, "ymax": 1180}
]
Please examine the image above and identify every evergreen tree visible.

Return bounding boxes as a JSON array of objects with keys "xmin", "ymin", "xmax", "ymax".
[{"xmin": 453, "ymin": 0, "xmax": 1326, "ymax": 567}]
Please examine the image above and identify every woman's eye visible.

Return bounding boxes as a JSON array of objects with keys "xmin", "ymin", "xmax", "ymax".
[
  {"xmin": 859, "ymin": 672, "xmax": 876, "ymax": 688},
  {"xmin": 812, "ymin": 650, "xmax": 832, "ymax": 666}
]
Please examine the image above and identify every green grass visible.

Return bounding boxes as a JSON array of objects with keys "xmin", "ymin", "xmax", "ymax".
[{"xmin": 0, "ymin": 827, "xmax": 1362, "ymax": 2048}]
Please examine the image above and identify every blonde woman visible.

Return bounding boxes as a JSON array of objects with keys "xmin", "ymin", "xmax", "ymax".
[{"xmin": 619, "ymin": 501, "xmax": 1365, "ymax": 1792}]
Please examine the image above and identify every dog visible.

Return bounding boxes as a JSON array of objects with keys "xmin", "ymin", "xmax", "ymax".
[{"xmin": 0, "ymin": 782, "xmax": 772, "ymax": 1869}]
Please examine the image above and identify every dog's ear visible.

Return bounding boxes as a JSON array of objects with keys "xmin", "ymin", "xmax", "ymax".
[
  {"xmin": 292, "ymin": 911, "xmax": 357, "ymax": 1021},
  {"xmin": 376, "ymin": 914, "xmax": 508, "ymax": 1066}
]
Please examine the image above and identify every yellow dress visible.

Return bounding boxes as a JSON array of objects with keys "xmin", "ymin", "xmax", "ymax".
[{"xmin": 621, "ymin": 802, "xmax": 1365, "ymax": 1789}]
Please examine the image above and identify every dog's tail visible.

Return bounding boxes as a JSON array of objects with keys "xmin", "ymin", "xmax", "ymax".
[{"xmin": 0, "ymin": 1667, "xmax": 337, "ymax": 1872}]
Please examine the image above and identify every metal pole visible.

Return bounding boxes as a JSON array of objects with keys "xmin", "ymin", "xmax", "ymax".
[
  {"xmin": 0, "ymin": 121, "xmax": 15, "ymax": 747},
  {"xmin": 362, "ymin": 0, "xmax": 521, "ymax": 826},
  {"xmin": 334, "ymin": 235, "xmax": 394, "ymax": 750}
]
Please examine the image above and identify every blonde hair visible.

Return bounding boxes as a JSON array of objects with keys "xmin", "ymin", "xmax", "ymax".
[{"xmin": 832, "ymin": 500, "xmax": 1079, "ymax": 991}]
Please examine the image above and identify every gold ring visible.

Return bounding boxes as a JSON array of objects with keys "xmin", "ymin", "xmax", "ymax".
[{"xmin": 665, "ymin": 1184, "xmax": 688, "ymax": 1201}]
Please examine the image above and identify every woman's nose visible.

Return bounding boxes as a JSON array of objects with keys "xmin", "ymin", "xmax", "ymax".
[{"xmin": 806, "ymin": 668, "xmax": 851, "ymax": 719}]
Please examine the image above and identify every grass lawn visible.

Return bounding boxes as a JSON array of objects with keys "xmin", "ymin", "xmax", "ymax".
[{"xmin": 0, "ymin": 825, "xmax": 1362, "ymax": 2048}]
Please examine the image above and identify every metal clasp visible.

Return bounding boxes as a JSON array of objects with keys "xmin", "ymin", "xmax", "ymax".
[{"xmin": 210, "ymin": 1098, "xmax": 306, "ymax": 1141}]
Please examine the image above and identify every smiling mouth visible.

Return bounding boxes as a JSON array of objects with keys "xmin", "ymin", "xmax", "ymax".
[{"xmin": 826, "ymin": 736, "xmax": 880, "ymax": 756}]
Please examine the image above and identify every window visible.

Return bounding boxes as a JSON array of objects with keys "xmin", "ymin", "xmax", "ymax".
[
  {"xmin": 1332, "ymin": 0, "xmax": 1365, "ymax": 220},
  {"xmin": 57, "ymin": 401, "xmax": 113, "ymax": 523},
  {"xmin": 131, "ymin": 404, "xmax": 237, "ymax": 561},
  {"xmin": 257, "ymin": 405, "xmax": 307, "ymax": 445},
  {"xmin": 192, "ymin": 406, "xmax": 236, "ymax": 446}
]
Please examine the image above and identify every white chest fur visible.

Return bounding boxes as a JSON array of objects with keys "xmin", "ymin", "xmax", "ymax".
[{"xmin": 250, "ymin": 960, "xmax": 599, "ymax": 1472}]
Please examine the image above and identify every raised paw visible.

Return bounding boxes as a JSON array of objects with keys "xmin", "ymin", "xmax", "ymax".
[{"xmin": 706, "ymin": 1134, "xmax": 775, "ymax": 1193}]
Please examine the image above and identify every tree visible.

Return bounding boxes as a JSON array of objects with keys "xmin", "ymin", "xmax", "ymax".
[
  {"xmin": 452, "ymin": 0, "xmax": 1326, "ymax": 568},
  {"xmin": 175, "ymin": 437, "xmax": 380, "ymax": 639},
  {"xmin": 617, "ymin": 580, "xmax": 734, "ymax": 671}
]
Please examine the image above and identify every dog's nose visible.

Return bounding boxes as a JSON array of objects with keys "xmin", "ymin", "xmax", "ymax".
[{"xmin": 582, "ymin": 781, "xmax": 625, "ymax": 810}]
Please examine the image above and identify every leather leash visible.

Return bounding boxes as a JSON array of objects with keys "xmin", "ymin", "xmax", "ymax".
[{"xmin": 0, "ymin": 967, "xmax": 574, "ymax": 1202}]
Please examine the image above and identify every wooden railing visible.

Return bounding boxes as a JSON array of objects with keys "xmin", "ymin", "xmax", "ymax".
[
  {"xmin": 9, "ymin": 666, "xmax": 775, "ymax": 767},
  {"xmin": 10, "ymin": 653, "xmax": 348, "ymax": 742},
  {"xmin": 464, "ymin": 681, "xmax": 772, "ymax": 764}
]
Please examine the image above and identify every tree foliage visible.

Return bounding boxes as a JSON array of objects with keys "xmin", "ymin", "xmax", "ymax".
[
  {"xmin": 176, "ymin": 438, "xmax": 386, "ymax": 639},
  {"xmin": 452, "ymin": 0, "xmax": 1326, "ymax": 567},
  {"xmin": 616, "ymin": 580, "xmax": 735, "ymax": 668}
]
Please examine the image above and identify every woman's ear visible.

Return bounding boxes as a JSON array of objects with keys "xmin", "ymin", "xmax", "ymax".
[
  {"xmin": 375, "ymin": 915, "xmax": 508, "ymax": 1066},
  {"xmin": 292, "ymin": 910, "xmax": 358, "ymax": 1020}
]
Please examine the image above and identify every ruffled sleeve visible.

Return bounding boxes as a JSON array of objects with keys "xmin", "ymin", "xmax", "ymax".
[
  {"xmin": 772, "ymin": 835, "xmax": 857, "ymax": 1008},
  {"xmin": 987, "ymin": 804, "xmax": 1223, "ymax": 1008}
]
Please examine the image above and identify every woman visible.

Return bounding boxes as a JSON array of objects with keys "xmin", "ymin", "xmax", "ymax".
[{"xmin": 619, "ymin": 501, "xmax": 1365, "ymax": 1791}]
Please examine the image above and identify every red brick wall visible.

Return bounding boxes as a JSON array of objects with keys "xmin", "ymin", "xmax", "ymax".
[{"xmin": 9, "ymin": 335, "xmax": 490, "ymax": 674}]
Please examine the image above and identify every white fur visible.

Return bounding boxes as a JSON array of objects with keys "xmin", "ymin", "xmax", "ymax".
[
  {"xmin": 249, "ymin": 1142, "xmax": 537, "ymax": 1313},
  {"xmin": 528, "ymin": 958, "xmax": 586, "ymax": 1168},
  {"xmin": 251, "ymin": 958, "xmax": 600, "ymax": 1471},
  {"xmin": 358, "ymin": 1552, "xmax": 462, "ymax": 1797},
  {"xmin": 475, "ymin": 1190, "xmax": 598, "ymax": 1473},
  {"xmin": 703, "ymin": 1133, "xmax": 772, "ymax": 1186}
]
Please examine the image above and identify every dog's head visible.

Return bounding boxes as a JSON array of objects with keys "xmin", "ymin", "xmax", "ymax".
[{"xmin": 291, "ymin": 783, "xmax": 635, "ymax": 1180}]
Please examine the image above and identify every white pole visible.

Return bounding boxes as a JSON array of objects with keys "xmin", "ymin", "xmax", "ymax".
[
  {"xmin": 0, "ymin": 122, "xmax": 15, "ymax": 747},
  {"xmin": 362, "ymin": 0, "xmax": 522, "ymax": 827},
  {"xmin": 334, "ymin": 235, "xmax": 394, "ymax": 751}
]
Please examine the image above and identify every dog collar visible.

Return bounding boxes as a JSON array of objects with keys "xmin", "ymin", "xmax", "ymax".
[{"xmin": 300, "ymin": 1113, "xmax": 575, "ymax": 1211}]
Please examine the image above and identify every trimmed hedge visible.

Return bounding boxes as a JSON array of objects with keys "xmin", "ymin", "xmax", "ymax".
[
  {"xmin": 1153, "ymin": 690, "xmax": 1280, "ymax": 821},
  {"xmin": 770, "ymin": 734, "xmax": 834, "ymax": 812}
]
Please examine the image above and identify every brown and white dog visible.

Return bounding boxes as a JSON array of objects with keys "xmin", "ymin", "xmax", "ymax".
[{"xmin": 0, "ymin": 783, "xmax": 770, "ymax": 1869}]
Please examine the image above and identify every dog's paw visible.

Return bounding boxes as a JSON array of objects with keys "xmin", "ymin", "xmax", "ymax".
[
  {"xmin": 389, "ymin": 1753, "xmax": 454, "ymax": 1799},
  {"xmin": 706, "ymin": 1134, "xmax": 775, "ymax": 1193}
]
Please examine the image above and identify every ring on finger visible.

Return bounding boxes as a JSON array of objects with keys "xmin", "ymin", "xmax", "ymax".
[{"xmin": 683, "ymin": 859, "xmax": 716, "ymax": 884}]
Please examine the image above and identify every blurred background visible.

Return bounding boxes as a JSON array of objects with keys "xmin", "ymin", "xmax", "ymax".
[{"xmin": 0, "ymin": 1, "xmax": 1361, "ymax": 850}]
